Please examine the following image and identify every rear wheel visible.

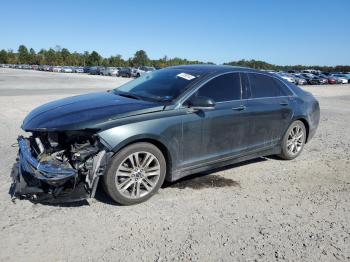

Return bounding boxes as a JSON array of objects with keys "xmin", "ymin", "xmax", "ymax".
[
  {"xmin": 103, "ymin": 142, "xmax": 166, "ymax": 205},
  {"xmin": 279, "ymin": 120, "xmax": 306, "ymax": 160}
]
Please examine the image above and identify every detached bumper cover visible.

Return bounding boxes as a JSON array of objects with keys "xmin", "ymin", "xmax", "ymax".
[{"xmin": 10, "ymin": 137, "xmax": 89, "ymax": 203}]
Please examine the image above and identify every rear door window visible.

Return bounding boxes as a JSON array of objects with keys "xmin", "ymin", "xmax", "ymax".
[{"xmin": 248, "ymin": 73, "xmax": 287, "ymax": 98}]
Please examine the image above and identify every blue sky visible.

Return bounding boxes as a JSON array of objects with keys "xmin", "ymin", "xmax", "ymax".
[{"xmin": 1, "ymin": 0, "xmax": 349, "ymax": 65}]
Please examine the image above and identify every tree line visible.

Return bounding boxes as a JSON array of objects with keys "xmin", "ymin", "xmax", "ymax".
[
  {"xmin": 0, "ymin": 45, "xmax": 208, "ymax": 68},
  {"xmin": 224, "ymin": 59, "xmax": 350, "ymax": 73},
  {"xmin": 0, "ymin": 45, "xmax": 349, "ymax": 72}
]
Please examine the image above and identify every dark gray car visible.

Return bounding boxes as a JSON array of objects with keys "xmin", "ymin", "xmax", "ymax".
[{"xmin": 11, "ymin": 65, "xmax": 320, "ymax": 205}]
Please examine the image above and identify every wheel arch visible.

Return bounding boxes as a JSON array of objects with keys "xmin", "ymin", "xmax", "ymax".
[
  {"xmin": 294, "ymin": 117, "xmax": 310, "ymax": 143},
  {"xmin": 110, "ymin": 136, "xmax": 174, "ymax": 182}
]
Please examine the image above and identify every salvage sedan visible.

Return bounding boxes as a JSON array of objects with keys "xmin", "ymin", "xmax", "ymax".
[{"xmin": 11, "ymin": 65, "xmax": 320, "ymax": 205}]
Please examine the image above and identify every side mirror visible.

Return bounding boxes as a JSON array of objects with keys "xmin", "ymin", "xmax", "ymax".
[{"xmin": 188, "ymin": 96, "xmax": 216, "ymax": 110}]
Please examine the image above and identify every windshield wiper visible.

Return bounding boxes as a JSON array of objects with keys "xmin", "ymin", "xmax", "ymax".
[{"xmin": 116, "ymin": 92, "xmax": 142, "ymax": 100}]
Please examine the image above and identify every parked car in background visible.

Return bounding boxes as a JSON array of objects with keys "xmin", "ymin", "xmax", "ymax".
[
  {"xmin": 38, "ymin": 65, "xmax": 46, "ymax": 71},
  {"xmin": 99, "ymin": 67, "xmax": 107, "ymax": 75},
  {"xmin": 331, "ymin": 74, "xmax": 349, "ymax": 83},
  {"xmin": 118, "ymin": 67, "xmax": 132, "ymax": 77},
  {"xmin": 300, "ymin": 73, "xmax": 323, "ymax": 85},
  {"xmin": 61, "ymin": 66, "xmax": 73, "ymax": 73},
  {"xmin": 89, "ymin": 66, "xmax": 104, "ymax": 75},
  {"xmin": 275, "ymin": 72, "xmax": 296, "ymax": 83},
  {"xmin": 105, "ymin": 67, "xmax": 120, "ymax": 76},
  {"xmin": 319, "ymin": 74, "xmax": 338, "ymax": 84},
  {"xmin": 51, "ymin": 66, "xmax": 62, "ymax": 72},
  {"xmin": 293, "ymin": 75, "xmax": 307, "ymax": 85},
  {"xmin": 83, "ymin": 66, "xmax": 91, "ymax": 73},
  {"xmin": 132, "ymin": 66, "xmax": 156, "ymax": 77},
  {"xmin": 317, "ymin": 75, "xmax": 328, "ymax": 85},
  {"xmin": 73, "ymin": 67, "xmax": 84, "ymax": 73}
]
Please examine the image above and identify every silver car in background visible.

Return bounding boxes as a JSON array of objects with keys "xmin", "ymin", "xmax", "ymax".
[
  {"xmin": 132, "ymin": 66, "xmax": 156, "ymax": 77},
  {"xmin": 274, "ymin": 72, "xmax": 296, "ymax": 84},
  {"xmin": 61, "ymin": 66, "xmax": 73, "ymax": 73},
  {"xmin": 73, "ymin": 67, "xmax": 84, "ymax": 73},
  {"xmin": 103, "ymin": 67, "xmax": 120, "ymax": 76}
]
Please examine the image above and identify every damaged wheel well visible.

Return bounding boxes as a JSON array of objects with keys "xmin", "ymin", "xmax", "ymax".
[
  {"xmin": 114, "ymin": 138, "xmax": 173, "ymax": 182},
  {"xmin": 296, "ymin": 118, "xmax": 310, "ymax": 143}
]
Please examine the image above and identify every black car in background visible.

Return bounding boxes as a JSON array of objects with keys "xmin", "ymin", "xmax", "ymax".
[
  {"xmin": 300, "ymin": 73, "xmax": 325, "ymax": 85},
  {"xmin": 11, "ymin": 65, "xmax": 320, "ymax": 205},
  {"xmin": 83, "ymin": 66, "xmax": 91, "ymax": 73},
  {"xmin": 118, "ymin": 67, "xmax": 132, "ymax": 77},
  {"xmin": 89, "ymin": 66, "xmax": 105, "ymax": 75}
]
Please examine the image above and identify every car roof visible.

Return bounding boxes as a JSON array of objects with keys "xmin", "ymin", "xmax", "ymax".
[{"xmin": 168, "ymin": 64, "xmax": 260, "ymax": 74}]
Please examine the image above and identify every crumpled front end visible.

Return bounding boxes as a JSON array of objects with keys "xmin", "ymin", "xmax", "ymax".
[{"xmin": 10, "ymin": 131, "xmax": 110, "ymax": 203}]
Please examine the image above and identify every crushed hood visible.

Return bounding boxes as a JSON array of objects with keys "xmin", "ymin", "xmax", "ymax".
[{"xmin": 22, "ymin": 91, "xmax": 163, "ymax": 131}]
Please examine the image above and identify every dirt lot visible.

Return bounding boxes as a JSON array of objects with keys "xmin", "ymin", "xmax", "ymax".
[{"xmin": 0, "ymin": 68, "xmax": 349, "ymax": 261}]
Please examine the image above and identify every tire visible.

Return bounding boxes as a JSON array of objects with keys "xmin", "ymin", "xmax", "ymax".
[
  {"xmin": 103, "ymin": 142, "xmax": 166, "ymax": 205},
  {"xmin": 279, "ymin": 120, "xmax": 306, "ymax": 160}
]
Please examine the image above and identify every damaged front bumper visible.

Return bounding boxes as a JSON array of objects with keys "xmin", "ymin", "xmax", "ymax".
[{"xmin": 10, "ymin": 136, "xmax": 108, "ymax": 203}]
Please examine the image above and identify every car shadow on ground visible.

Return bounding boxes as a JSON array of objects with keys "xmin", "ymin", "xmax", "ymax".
[
  {"xmin": 163, "ymin": 157, "xmax": 268, "ymax": 189},
  {"xmin": 94, "ymin": 157, "xmax": 268, "ymax": 206}
]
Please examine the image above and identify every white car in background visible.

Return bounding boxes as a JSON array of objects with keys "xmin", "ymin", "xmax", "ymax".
[
  {"xmin": 61, "ymin": 66, "xmax": 73, "ymax": 73},
  {"xmin": 132, "ymin": 66, "xmax": 156, "ymax": 77},
  {"xmin": 104, "ymin": 67, "xmax": 120, "ymax": 76},
  {"xmin": 331, "ymin": 74, "xmax": 349, "ymax": 84},
  {"xmin": 73, "ymin": 67, "xmax": 84, "ymax": 73},
  {"xmin": 275, "ymin": 72, "xmax": 296, "ymax": 83},
  {"xmin": 52, "ymin": 66, "xmax": 62, "ymax": 72}
]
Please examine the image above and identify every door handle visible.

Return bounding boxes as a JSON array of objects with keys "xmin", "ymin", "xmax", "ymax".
[
  {"xmin": 280, "ymin": 101, "xmax": 289, "ymax": 106},
  {"xmin": 232, "ymin": 105, "xmax": 246, "ymax": 111}
]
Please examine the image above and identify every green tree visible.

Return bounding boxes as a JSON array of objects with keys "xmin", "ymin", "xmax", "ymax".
[
  {"xmin": 45, "ymin": 48, "xmax": 57, "ymax": 65},
  {"xmin": 28, "ymin": 48, "xmax": 37, "ymax": 64},
  {"xmin": 132, "ymin": 50, "xmax": 150, "ymax": 67},
  {"xmin": 0, "ymin": 49, "xmax": 8, "ymax": 63},
  {"xmin": 18, "ymin": 45, "xmax": 30, "ymax": 64},
  {"xmin": 61, "ymin": 48, "xmax": 70, "ymax": 64},
  {"xmin": 108, "ymin": 55, "xmax": 126, "ymax": 67},
  {"xmin": 7, "ymin": 49, "xmax": 17, "ymax": 64},
  {"xmin": 87, "ymin": 51, "xmax": 102, "ymax": 66}
]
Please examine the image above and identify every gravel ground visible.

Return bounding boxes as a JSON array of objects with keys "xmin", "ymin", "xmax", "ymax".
[{"xmin": 0, "ymin": 68, "xmax": 349, "ymax": 261}]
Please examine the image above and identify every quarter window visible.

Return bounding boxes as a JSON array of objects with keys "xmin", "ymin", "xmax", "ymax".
[
  {"xmin": 248, "ymin": 73, "xmax": 287, "ymax": 98},
  {"xmin": 195, "ymin": 73, "xmax": 241, "ymax": 102}
]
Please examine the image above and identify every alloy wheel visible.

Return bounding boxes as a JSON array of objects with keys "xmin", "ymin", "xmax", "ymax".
[
  {"xmin": 286, "ymin": 124, "xmax": 304, "ymax": 155},
  {"xmin": 115, "ymin": 151, "xmax": 161, "ymax": 199}
]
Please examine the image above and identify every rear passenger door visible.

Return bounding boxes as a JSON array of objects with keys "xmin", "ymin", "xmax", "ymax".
[{"xmin": 244, "ymin": 73, "xmax": 294, "ymax": 151}]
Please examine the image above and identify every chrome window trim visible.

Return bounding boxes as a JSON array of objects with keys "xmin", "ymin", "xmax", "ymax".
[{"xmin": 176, "ymin": 70, "xmax": 296, "ymax": 109}]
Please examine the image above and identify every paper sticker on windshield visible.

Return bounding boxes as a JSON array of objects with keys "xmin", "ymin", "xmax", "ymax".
[{"xmin": 177, "ymin": 73, "xmax": 196, "ymax": 80}]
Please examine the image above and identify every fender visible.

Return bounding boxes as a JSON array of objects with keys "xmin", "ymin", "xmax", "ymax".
[{"xmin": 97, "ymin": 119, "xmax": 182, "ymax": 174}]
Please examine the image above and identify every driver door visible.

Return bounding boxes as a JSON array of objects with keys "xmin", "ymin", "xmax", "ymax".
[{"xmin": 180, "ymin": 72, "xmax": 249, "ymax": 169}]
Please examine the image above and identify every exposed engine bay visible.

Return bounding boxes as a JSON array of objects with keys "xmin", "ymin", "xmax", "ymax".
[{"xmin": 10, "ymin": 131, "xmax": 111, "ymax": 203}]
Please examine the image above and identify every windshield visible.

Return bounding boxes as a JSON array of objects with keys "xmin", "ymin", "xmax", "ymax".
[{"xmin": 114, "ymin": 68, "xmax": 203, "ymax": 102}]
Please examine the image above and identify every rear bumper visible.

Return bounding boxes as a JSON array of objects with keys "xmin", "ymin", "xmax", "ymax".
[{"xmin": 10, "ymin": 137, "xmax": 89, "ymax": 203}]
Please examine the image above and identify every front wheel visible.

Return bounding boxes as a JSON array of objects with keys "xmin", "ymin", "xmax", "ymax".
[
  {"xmin": 103, "ymin": 142, "xmax": 166, "ymax": 205},
  {"xmin": 279, "ymin": 120, "xmax": 306, "ymax": 160}
]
